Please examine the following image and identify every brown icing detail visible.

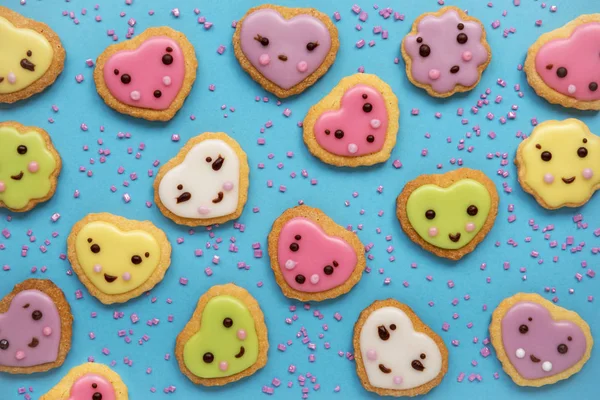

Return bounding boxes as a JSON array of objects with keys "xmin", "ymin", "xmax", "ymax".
[
  {"xmin": 211, "ymin": 192, "xmax": 224, "ymax": 204},
  {"xmin": 10, "ymin": 171, "xmax": 24, "ymax": 180},
  {"xmin": 20, "ymin": 58, "xmax": 36, "ymax": 71},
  {"xmin": 253, "ymin": 34, "xmax": 269, "ymax": 46},
  {"xmin": 176, "ymin": 192, "xmax": 192, "ymax": 204},
  {"xmin": 562, "ymin": 176, "xmax": 576, "ymax": 184},
  {"xmin": 234, "ymin": 346, "xmax": 245, "ymax": 358},
  {"xmin": 378, "ymin": 364, "xmax": 392, "ymax": 373},
  {"xmin": 103, "ymin": 274, "xmax": 117, "ymax": 283},
  {"xmin": 90, "ymin": 244, "xmax": 100, "ymax": 253},
  {"xmin": 448, "ymin": 233, "xmax": 461, "ymax": 242},
  {"xmin": 411, "ymin": 360, "xmax": 425, "ymax": 371},
  {"xmin": 211, "ymin": 155, "xmax": 224, "ymax": 171},
  {"xmin": 306, "ymin": 42, "xmax": 319, "ymax": 51},
  {"xmin": 535, "ymin": 144, "xmax": 542, "ymax": 149},
  {"xmin": 278, "ymin": 54, "xmax": 288, "ymax": 61},
  {"xmin": 162, "ymin": 54, "xmax": 173, "ymax": 65},
  {"xmin": 377, "ymin": 325, "xmax": 390, "ymax": 341},
  {"xmin": 27, "ymin": 337, "xmax": 39, "ymax": 348}
]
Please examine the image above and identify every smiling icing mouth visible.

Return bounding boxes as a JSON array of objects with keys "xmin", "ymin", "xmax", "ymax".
[
  {"xmin": 378, "ymin": 364, "xmax": 392, "ymax": 373},
  {"xmin": 11, "ymin": 171, "xmax": 24, "ymax": 180},
  {"xmin": 212, "ymin": 191, "xmax": 224, "ymax": 204},
  {"xmin": 448, "ymin": 233, "xmax": 461, "ymax": 242},
  {"xmin": 530, "ymin": 354, "xmax": 541, "ymax": 363},
  {"xmin": 234, "ymin": 346, "xmax": 245, "ymax": 358},
  {"xmin": 104, "ymin": 273, "xmax": 117, "ymax": 283},
  {"xmin": 562, "ymin": 176, "xmax": 576, "ymax": 184}
]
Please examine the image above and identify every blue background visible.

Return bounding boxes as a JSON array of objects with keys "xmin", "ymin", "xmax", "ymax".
[{"xmin": 0, "ymin": 0, "xmax": 598, "ymax": 399}]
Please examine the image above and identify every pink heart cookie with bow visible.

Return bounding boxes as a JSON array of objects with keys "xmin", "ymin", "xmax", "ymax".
[
  {"xmin": 234, "ymin": 5, "xmax": 339, "ymax": 98},
  {"xmin": 268, "ymin": 205, "xmax": 365, "ymax": 301},
  {"xmin": 490, "ymin": 293, "xmax": 593, "ymax": 387},
  {"xmin": 0, "ymin": 279, "xmax": 72, "ymax": 374},
  {"xmin": 304, "ymin": 74, "xmax": 399, "ymax": 167},
  {"xmin": 95, "ymin": 27, "xmax": 197, "ymax": 121}
]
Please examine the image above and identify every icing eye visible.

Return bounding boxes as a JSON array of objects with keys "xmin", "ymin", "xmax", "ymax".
[
  {"xmin": 93, "ymin": 392, "xmax": 102, "ymax": 400},
  {"xmin": 411, "ymin": 360, "xmax": 425, "ymax": 371},
  {"xmin": 334, "ymin": 130, "xmax": 344, "ymax": 139},
  {"xmin": 450, "ymin": 66, "xmax": 460, "ymax": 74},
  {"xmin": 416, "ymin": 37, "xmax": 423, "ymax": 43},
  {"xmin": 212, "ymin": 156, "xmax": 225, "ymax": 171},
  {"xmin": 545, "ymin": 64, "xmax": 553, "ymax": 70},
  {"xmin": 467, "ymin": 205, "xmax": 478, "ymax": 216},
  {"xmin": 590, "ymin": 82, "xmax": 598, "ymax": 92},
  {"xmin": 87, "ymin": 238, "xmax": 93, "ymax": 243},
  {"xmin": 145, "ymin": 252, "xmax": 150, "ymax": 258},
  {"xmin": 541, "ymin": 151, "xmax": 552, "ymax": 162},
  {"xmin": 162, "ymin": 54, "xmax": 174, "ymax": 65},
  {"xmin": 92, "ymin": 383, "xmax": 97, "ymax": 389},
  {"xmin": 32, "ymin": 310, "xmax": 43, "ymax": 321},
  {"xmin": 362, "ymin": 103, "xmax": 373, "ymax": 113},
  {"xmin": 568, "ymin": 336, "xmax": 572, "ymax": 341},
  {"xmin": 91, "ymin": 244, "xmax": 101, "ymax": 253},
  {"xmin": 306, "ymin": 42, "xmax": 319, "ymax": 51},
  {"xmin": 457, "ymin": 23, "xmax": 464, "ymax": 30},
  {"xmin": 154, "ymin": 90, "xmax": 162, "ymax": 98},
  {"xmin": 419, "ymin": 44, "xmax": 430, "ymax": 57},
  {"xmin": 457, "ymin": 33, "xmax": 468, "ymax": 44},
  {"xmin": 323, "ymin": 265, "xmax": 334, "ymax": 275},
  {"xmin": 377, "ymin": 325, "xmax": 390, "ymax": 341},
  {"xmin": 557, "ymin": 344, "xmax": 568, "ymax": 354},
  {"xmin": 295, "ymin": 274, "xmax": 306, "ymax": 284},
  {"xmin": 27, "ymin": 50, "xmax": 32, "ymax": 57},
  {"xmin": 295, "ymin": 235, "xmax": 301, "ymax": 240},
  {"xmin": 420, "ymin": 353, "xmax": 426, "ymax": 359},
  {"xmin": 577, "ymin": 147, "xmax": 588, "ymax": 158},
  {"xmin": 556, "ymin": 67, "xmax": 567, "ymax": 78},
  {"xmin": 254, "ymin": 35, "xmax": 269, "ymax": 46},
  {"xmin": 113, "ymin": 69, "xmax": 120, "ymax": 75},
  {"xmin": 362, "ymin": 94, "xmax": 368, "ymax": 99},
  {"xmin": 223, "ymin": 317, "xmax": 233, "ymax": 328},
  {"xmin": 203, "ymin": 352, "xmax": 214, "ymax": 363},
  {"xmin": 0, "ymin": 339, "xmax": 9, "ymax": 350},
  {"xmin": 324, "ymin": 129, "xmax": 331, "ymax": 135},
  {"xmin": 425, "ymin": 209, "xmax": 436, "ymax": 220},
  {"xmin": 131, "ymin": 255, "xmax": 142, "ymax": 265},
  {"xmin": 289, "ymin": 243, "xmax": 299, "ymax": 252},
  {"xmin": 366, "ymin": 135, "xmax": 375, "ymax": 143},
  {"xmin": 519, "ymin": 324, "xmax": 529, "ymax": 334},
  {"xmin": 206, "ymin": 157, "xmax": 212, "ymax": 163},
  {"xmin": 177, "ymin": 184, "xmax": 183, "ymax": 190},
  {"xmin": 121, "ymin": 74, "xmax": 131, "ymax": 84},
  {"xmin": 17, "ymin": 145, "xmax": 27, "ymax": 155},
  {"xmin": 390, "ymin": 324, "xmax": 396, "ymax": 330},
  {"xmin": 166, "ymin": 47, "xmax": 173, "ymax": 52}
]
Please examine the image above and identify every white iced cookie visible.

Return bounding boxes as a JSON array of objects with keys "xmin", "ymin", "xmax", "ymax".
[
  {"xmin": 353, "ymin": 299, "xmax": 448, "ymax": 397},
  {"xmin": 154, "ymin": 132, "xmax": 249, "ymax": 226}
]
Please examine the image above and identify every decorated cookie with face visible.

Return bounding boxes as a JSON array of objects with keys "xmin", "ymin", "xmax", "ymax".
[
  {"xmin": 396, "ymin": 168, "xmax": 499, "ymax": 260},
  {"xmin": 0, "ymin": 122, "xmax": 61, "ymax": 212},
  {"xmin": 490, "ymin": 293, "xmax": 593, "ymax": 387},
  {"xmin": 268, "ymin": 205, "xmax": 365, "ymax": 301},
  {"xmin": 154, "ymin": 132, "xmax": 249, "ymax": 226},
  {"xmin": 0, "ymin": 7, "xmax": 65, "ymax": 103},
  {"xmin": 176, "ymin": 284, "xmax": 268, "ymax": 386},
  {"xmin": 525, "ymin": 15, "xmax": 600, "ymax": 110},
  {"xmin": 303, "ymin": 73, "xmax": 400, "ymax": 167},
  {"xmin": 233, "ymin": 5, "xmax": 339, "ymax": 98},
  {"xmin": 516, "ymin": 119, "xmax": 600, "ymax": 209},
  {"xmin": 41, "ymin": 363, "xmax": 128, "ymax": 400},
  {"xmin": 0, "ymin": 279, "xmax": 71, "ymax": 374},
  {"xmin": 67, "ymin": 213, "xmax": 172, "ymax": 304},
  {"xmin": 94, "ymin": 27, "xmax": 197, "ymax": 121},
  {"xmin": 353, "ymin": 299, "xmax": 448, "ymax": 397},
  {"xmin": 402, "ymin": 6, "xmax": 491, "ymax": 97}
]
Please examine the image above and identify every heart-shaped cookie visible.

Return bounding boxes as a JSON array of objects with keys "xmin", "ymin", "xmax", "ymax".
[
  {"xmin": 0, "ymin": 279, "xmax": 71, "ymax": 374},
  {"xmin": 94, "ymin": 27, "xmax": 197, "ymax": 121},
  {"xmin": 40, "ymin": 363, "xmax": 128, "ymax": 400},
  {"xmin": 233, "ymin": 5, "xmax": 339, "ymax": 98},
  {"xmin": 67, "ymin": 213, "xmax": 172, "ymax": 304},
  {"xmin": 268, "ymin": 205, "xmax": 365, "ymax": 301},
  {"xmin": 490, "ymin": 293, "xmax": 593, "ymax": 387},
  {"xmin": 175, "ymin": 284, "xmax": 268, "ymax": 386},
  {"xmin": 396, "ymin": 168, "xmax": 499, "ymax": 260},
  {"xmin": 303, "ymin": 73, "xmax": 399, "ymax": 166}
]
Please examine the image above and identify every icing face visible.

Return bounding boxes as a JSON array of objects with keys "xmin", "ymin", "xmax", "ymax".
[
  {"xmin": 0, "ymin": 125, "xmax": 58, "ymax": 210},
  {"xmin": 501, "ymin": 302, "xmax": 587, "ymax": 380},
  {"xmin": 535, "ymin": 23, "xmax": 600, "ymax": 101},
  {"xmin": 518, "ymin": 119, "xmax": 600, "ymax": 208},
  {"xmin": 0, "ymin": 16, "xmax": 53, "ymax": 94},
  {"xmin": 74, "ymin": 221, "xmax": 161, "ymax": 295},
  {"xmin": 239, "ymin": 8, "xmax": 332, "ymax": 89},
  {"xmin": 158, "ymin": 139, "xmax": 241, "ymax": 219},
  {"xmin": 359, "ymin": 307, "xmax": 443, "ymax": 390},
  {"xmin": 103, "ymin": 36, "xmax": 185, "ymax": 110},
  {"xmin": 404, "ymin": 9, "xmax": 489, "ymax": 93},
  {"xmin": 277, "ymin": 217, "xmax": 358, "ymax": 292},
  {"xmin": 406, "ymin": 179, "xmax": 491, "ymax": 250},
  {"xmin": 313, "ymin": 84, "xmax": 388, "ymax": 156},
  {"xmin": 0, "ymin": 290, "xmax": 61, "ymax": 367},
  {"xmin": 183, "ymin": 295, "xmax": 259, "ymax": 378},
  {"xmin": 68, "ymin": 374, "xmax": 116, "ymax": 400}
]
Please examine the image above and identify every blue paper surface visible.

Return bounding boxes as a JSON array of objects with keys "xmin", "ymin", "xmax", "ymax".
[{"xmin": 0, "ymin": 0, "xmax": 598, "ymax": 399}]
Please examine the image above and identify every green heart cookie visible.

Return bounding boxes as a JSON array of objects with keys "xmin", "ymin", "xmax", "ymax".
[
  {"xmin": 406, "ymin": 179, "xmax": 491, "ymax": 250},
  {"xmin": 183, "ymin": 295, "xmax": 259, "ymax": 378}
]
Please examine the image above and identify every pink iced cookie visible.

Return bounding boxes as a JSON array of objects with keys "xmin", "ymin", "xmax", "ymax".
[
  {"xmin": 402, "ymin": 7, "xmax": 490, "ymax": 97},
  {"xmin": 314, "ymin": 84, "xmax": 388, "ymax": 157},
  {"xmin": 68, "ymin": 374, "xmax": 116, "ymax": 400},
  {"xmin": 235, "ymin": 5, "xmax": 339, "ymax": 98},
  {"xmin": 0, "ymin": 289, "xmax": 61, "ymax": 368}
]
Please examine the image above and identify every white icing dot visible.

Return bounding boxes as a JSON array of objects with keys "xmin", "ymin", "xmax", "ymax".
[
  {"xmin": 285, "ymin": 259, "xmax": 297, "ymax": 270},
  {"xmin": 542, "ymin": 361, "xmax": 552, "ymax": 372},
  {"xmin": 163, "ymin": 76, "xmax": 172, "ymax": 86},
  {"xmin": 515, "ymin": 348, "xmax": 525, "ymax": 359},
  {"xmin": 7, "ymin": 72, "xmax": 16, "ymax": 84},
  {"xmin": 348, "ymin": 143, "xmax": 358, "ymax": 154},
  {"xmin": 130, "ymin": 90, "xmax": 141, "ymax": 101},
  {"xmin": 310, "ymin": 274, "xmax": 319, "ymax": 284},
  {"xmin": 568, "ymin": 84, "xmax": 576, "ymax": 94},
  {"xmin": 370, "ymin": 119, "xmax": 381, "ymax": 129}
]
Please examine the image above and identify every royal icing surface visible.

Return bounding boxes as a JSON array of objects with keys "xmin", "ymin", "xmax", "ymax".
[
  {"xmin": 103, "ymin": 36, "xmax": 185, "ymax": 110},
  {"xmin": 501, "ymin": 302, "xmax": 587, "ymax": 379},
  {"xmin": 0, "ymin": 290, "xmax": 61, "ymax": 367},
  {"xmin": 313, "ymin": 84, "xmax": 388, "ymax": 157},
  {"xmin": 74, "ymin": 221, "xmax": 161, "ymax": 295},
  {"xmin": 239, "ymin": 8, "xmax": 332, "ymax": 89},
  {"xmin": 406, "ymin": 179, "xmax": 491, "ymax": 250},
  {"xmin": 535, "ymin": 22, "xmax": 600, "ymax": 101},
  {"xmin": 277, "ymin": 217, "xmax": 358, "ymax": 293},
  {"xmin": 68, "ymin": 373, "xmax": 116, "ymax": 400},
  {"xmin": 158, "ymin": 139, "xmax": 241, "ymax": 219},
  {"xmin": 0, "ymin": 16, "xmax": 53, "ymax": 94},
  {"xmin": 183, "ymin": 295, "xmax": 259, "ymax": 378},
  {"xmin": 359, "ymin": 307, "xmax": 443, "ymax": 390},
  {"xmin": 518, "ymin": 119, "xmax": 600, "ymax": 208},
  {"xmin": 0, "ymin": 125, "xmax": 57, "ymax": 210},
  {"xmin": 404, "ymin": 9, "xmax": 489, "ymax": 93}
]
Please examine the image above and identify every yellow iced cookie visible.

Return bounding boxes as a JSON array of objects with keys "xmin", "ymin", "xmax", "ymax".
[
  {"xmin": 67, "ymin": 213, "xmax": 172, "ymax": 304},
  {"xmin": 516, "ymin": 119, "xmax": 600, "ymax": 209}
]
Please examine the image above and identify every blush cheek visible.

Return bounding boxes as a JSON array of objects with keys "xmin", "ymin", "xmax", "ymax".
[
  {"xmin": 428, "ymin": 69, "xmax": 440, "ymax": 80},
  {"xmin": 93, "ymin": 264, "xmax": 102, "ymax": 273},
  {"xmin": 42, "ymin": 327, "xmax": 52, "ymax": 336},
  {"xmin": 366, "ymin": 349, "xmax": 377, "ymax": 361},
  {"xmin": 465, "ymin": 223, "xmax": 476, "ymax": 233},
  {"xmin": 543, "ymin": 173, "xmax": 555, "ymax": 184},
  {"xmin": 296, "ymin": 61, "xmax": 308, "ymax": 73},
  {"xmin": 428, "ymin": 227, "xmax": 438, "ymax": 237},
  {"xmin": 122, "ymin": 272, "xmax": 131, "ymax": 281},
  {"xmin": 237, "ymin": 329, "xmax": 247, "ymax": 341},
  {"xmin": 0, "ymin": 181, "xmax": 5, "ymax": 193},
  {"xmin": 259, "ymin": 54, "xmax": 270, "ymax": 66},
  {"xmin": 28, "ymin": 161, "xmax": 39, "ymax": 173},
  {"xmin": 462, "ymin": 51, "xmax": 472, "ymax": 62},
  {"xmin": 582, "ymin": 168, "xmax": 593, "ymax": 180},
  {"xmin": 222, "ymin": 181, "xmax": 234, "ymax": 191}
]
